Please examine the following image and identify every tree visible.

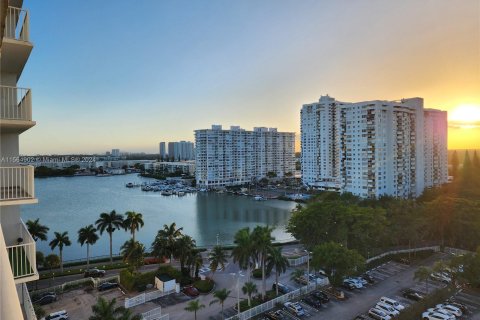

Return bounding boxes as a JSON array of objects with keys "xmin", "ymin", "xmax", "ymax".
[
  {"xmin": 242, "ymin": 282, "xmax": 257, "ymax": 307},
  {"xmin": 209, "ymin": 288, "xmax": 231, "ymax": 320},
  {"xmin": 26, "ymin": 218, "xmax": 49, "ymax": 242},
  {"xmin": 252, "ymin": 225, "xmax": 274, "ymax": 299},
  {"xmin": 120, "ymin": 239, "xmax": 145, "ymax": 270},
  {"xmin": 414, "ymin": 266, "xmax": 432, "ymax": 294},
  {"xmin": 152, "ymin": 222, "xmax": 183, "ymax": 264},
  {"xmin": 49, "ymin": 231, "xmax": 71, "ymax": 272},
  {"xmin": 290, "ymin": 268, "xmax": 304, "ymax": 283},
  {"xmin": 266, "ymin": 247, "xmax": 289, "ymax": 296},
  {"xmin": 451, "ymin": 150, "xmax": 459, "ymax": 177},
  {"xmin": 311, "ymin": 242, "xmax": 365, "ymax": 285},
  {"xmin": 123, "ymin": 211, "xmax": 144, "ymax": 242},
  {"xmin": 89, "ymin": 297, "xmax": 141, "ymax": 320},
  {"xmin": 78, "ymin": 224, "xmax": 99, "ymax": 270},
  {"xmin": 231, "ymin": 227, "xmax": 256, "ymax": 282},
  {"xmin": 175, "ymin": 235, "xmax": 195, "ymax": 272},
  {"xmin": 184, "ymin": 299, "xmax": 205, "ymax": 320},
  {"xmin": 96, "ymin": 210, "xmax": 124, "ymax": 265},
  {"xmin": 44, "ymin": 254, "xmax": 60, "ymax": 286},
  {"xmin": 473, "ymin": 150, "xmax": 480, "ymax": 168},
  {"xmin": 208, "ymin": 245, "xmax": 227, "ymax": 281},
  {"xmin": 187, "ymin": 250, "xmax": 203, "ymax": 279},
  {"xmin": 266, "ymin": 171, "xmax": 277, "ymax": 179},
  {"xmin": 33, "ymin": 304, "xmax": 46, "ymax": 319}
]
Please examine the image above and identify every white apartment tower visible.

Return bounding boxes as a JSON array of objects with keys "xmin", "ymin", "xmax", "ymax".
[
  {"xmin": 168, "ymin": 141, "xmax": 195, "ymax": 161},
  {"xmin": 195, "ymin": 125, "xmax": 295, "ymax": 187},
  {"xmin": 1, "ymin": 1, "xmax": 39, "ymax": 319},
  {"xmin": 301, "ymin": 95, "xmax": 447, "ymax": 198}
]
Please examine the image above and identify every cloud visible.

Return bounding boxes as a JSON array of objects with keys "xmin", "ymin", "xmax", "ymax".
[{"xmin": 448, "ymin": 121, "xmax": 480, "ymax": 129}]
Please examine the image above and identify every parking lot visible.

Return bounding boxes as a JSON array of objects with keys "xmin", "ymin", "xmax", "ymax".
[{"xmin": 246, "ymin": 254, "xmax": 480, "ymax": 320}]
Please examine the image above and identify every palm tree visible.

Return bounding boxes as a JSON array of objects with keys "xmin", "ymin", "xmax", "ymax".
[
  {"xmin": 187, "ymin": 250, "xmax": 203, "ymax": 278},
  {"xmin": 120, "ymin": 239, "xmax": 145, "ymax": 270},
  {"xmin": 208, "ymin": 245, "xmax": 228, "ymax": 281},
  {"xmin": 175, "ymin": 235, "xmax": 195, "ymax": 271},
  {"xmin": 184, "ymin": 299, "xmax": 205, "ymax": 320},
  {"xmin": 78, "ymin": 224, "xmax": 99, "ymax": 270},
  {"xmin": 49, "ymin": 231, "xmax": 71, "ymax": 272},
  {"xmin": 414, "ymin": 266, "xmax": 432, "ymax": 294},
  {"xmin": 26, "ymin": 218, "xmax": 49, "ymax": 242},
  {"xmin": 123, "ymin": 211, "xmax": 144, "ymax": 242},
  {"xmin": 209, "ymin": 288, "xmax": 231, "ymax": 320},
  {"xmin": 242, "ymin": 281, "xmax": 257, "ymax": 307},
  {"xmin": 89, "ymin": 297, "xmax": 139, "ymax": 320},
  {"xmin": 267, "ymin": 247, "xmax": 289, "ymax": 296},
  {"xmin": 153, "ymin": 222, "xmax": 183, "ymax": 264},
  {"xmin": 252, "ymin": 225, "xmax": 274, "ymax": 299},
  {"xmin": 231, "ymin": 227, "xmax": 256, "ymax": 282},
  {"xmin": 96, "ymin": 210, "xmax": 124, "ymax": 265},
  {"xmin": 290, "ymin": 268, "xmax": 305, "ymax": 283}
]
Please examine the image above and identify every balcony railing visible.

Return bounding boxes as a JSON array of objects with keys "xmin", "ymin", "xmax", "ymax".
[
  {"xmin": 4, "ymin": 6, "xmax": 30, "ymax": 42},
  {"xmin": 6, "ymin": 220, "xmax": 37, "ymax": 279},
  {"xmin": 0, "ymin": 86, "xmax": 32, "ymax": 121},
  {"xmin": 21, "ymin": 283, "xmax": 38, "ymax": 320},
  {"xmin": 0, "ymin": 166, "xmax": 35, "ymax": 202}
]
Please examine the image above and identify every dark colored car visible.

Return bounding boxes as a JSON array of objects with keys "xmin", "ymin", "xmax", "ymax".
[
  {"xmin": 401, "ymin": 288, "xmax": 423, "ymax": 301},
  {"xmin": 98, "ymin": 282, "xmax": 118, "ymax": 291},
  {"xmin": 84, "ymin": 268, "xmax": 106, "ymax": 278},
  {"xmin": 303, "ymin": 295, "xmax": 322, "ymax": 309},
  {"xmin": 265, "ymin": 310, "xmax": 285, "ymax": 320},
  {"xmin": 272, "ymin": 283, "xmax": 291, "ymax": 294},
  {"xmin": 182, "ymin": 286, "xmax": 199, "ymax": 297},
  {"xmin": 33, "ymin": 294, "xmax": 57, "ymax": 305},
  {"xmin": 361, "ymin": 273, "xmax": 375, "ymax": 284},
  {"xmin": 311, "ymin": 291, "xmax": 330, "ymax": 303},
  {"xmin": 342, "ymin": 280, "xmax": 355, "ymax": 291}
]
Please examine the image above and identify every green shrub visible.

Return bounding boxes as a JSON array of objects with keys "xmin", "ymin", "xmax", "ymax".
[
  {"xmin": 193, "ymin": 279, "xmax": 214, "ymax": 293},
  {"xmin": 252, "ymin": 268, "xmax": 270, "ymax": 279},
  {"xmin": 120, "ymin": 269, "xmax": 155, "ymax": 292}
]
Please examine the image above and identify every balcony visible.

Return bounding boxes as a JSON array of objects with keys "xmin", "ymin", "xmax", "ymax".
[
  {"xmin": 6, "ymin": 220, "xmax": 38, "ymax": 283},
  {"xmin": 0, "ymin": 86, "xmax": 35, "ymax": 133},
  {"xmin": 1, "ymin": 6, "xmax": 33, "ymax": 80},
  {"xmin": 0, "ymin": 166, "xmax": 37, "ymax": 205}
]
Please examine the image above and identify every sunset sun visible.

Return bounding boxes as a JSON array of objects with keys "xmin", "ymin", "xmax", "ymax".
[{"xmin": 449, "ymin": 104, "xmax": 480, "ymax": 128}]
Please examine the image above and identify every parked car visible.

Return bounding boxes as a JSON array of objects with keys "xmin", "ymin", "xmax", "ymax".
[
  {"xmin": 445, "ymin": 301, "xmax": 469, "ymax": 314},
  {"xmin": 421, "ymin": 311, "xmax": 455, "ymax": 320},
  {"xmin": 361, "ymin": 273, "xmax": 375, "ymax": 284},
  {"xmin": 379, "ymin": 297, "xmax": 405, "ymax": 311},
  {"xmin": 375, "ymin": 302, "xmax": 400, "ymax": 317},
  {"xmin": 345, "ymin": 278, "xmax": 363, "ymax": 288},
  {"xmin": 284, "ymin": 302, "xmax": 305, "ymax": 317},
  {"xmin": 427, "ymin": 307, "xmax": 457, "ymax": 319},
  {"xmin": 311, "ymin": 291, "xmax": 330, "ymax": 303},
  {"xmin": 182, "ymin": 286, "xmax": 199, "ymax": 297},
  {"xmin": 435, "ymin": 304, "xmax": 462, "ymax": 317},
  {"xmin": 342, "ymin": 280, "xmax": 356, "ymax": 290},
  {"xmin": 272, "ymin": 283, "xmax": 291, "ymax": 294},
  {"xmin": 401, "ymin": 288, "xmax": 424, "ymax": 301},
  {"xmin": 303, "ymin": 296, "xmax": 322, "ymax": 309},
  {"xmin": 354, "ymin": 314, "xmax": 369, "ymax": 320},
  {"xmin": 33, "ymin": 294, "xmax": 57, "ymax": 305},
  {"xmin": 43, "ymin": 310, "xmax": 69, "ymax": 320},
  {"xmin": 84, "ymin": 268, "xmax": 106, "ymax": 278},
  {"xmin": 430, "ymin": 272, "xmax": 452, "ymax": 284},
  {"xmin": 97, "ymin": 281, "xmax": 118, "ymax": 291},
  {"xmin": 265, "ymin": 310, "xmax": 285, "ymax": 320},
  {"xmin": 368, "ymin": 307, "xmax": 392, "ymax": 320}
]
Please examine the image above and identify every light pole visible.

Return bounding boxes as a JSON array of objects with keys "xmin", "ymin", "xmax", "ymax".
[
  {"xmin": 304, "ymin": 250, "xmax": 312, "ymax": 287},
  {"xmin": 216, "ymin": 233, "xmax": 219, "ymax": 246},
  {"xmin": 230, "ymin": 271, "xmax": 243, "ymax": 316}
]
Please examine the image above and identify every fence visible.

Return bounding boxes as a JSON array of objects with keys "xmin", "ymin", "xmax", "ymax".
[
  {"xmin": 287, "ymin": 255, "xmax": 309, "ymax": 267},
  {"xmin": 30, "ymin": 275, "xmax": 120, "ymax": 297},
  {"xmin": 125, "ymin": 289, "xmax": 175, "ymax": 308},
  {"xmin": 22, "ymin": 283, "xmax": 37, "ymax": 320},
  {"xmin": 226, "ymin": 283, "xmax": 318, "ymax": 320},
  {"xmin": 141, "ymin": 307, "xmax": 169, "ymax": 320},
  {"xmin": 365, "ymin": 245, "xmax": 440, "ymax": 264}
]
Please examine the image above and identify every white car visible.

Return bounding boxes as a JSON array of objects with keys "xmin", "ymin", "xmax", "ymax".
[
  {"xmin": 375, "ymin": 302, "xmax": 400, "ymax": 317},
  {"xmin": 284, "ymin": 302, "xmax": 305, "ymax": 316},
  {"xmin": 41, "ymin": 310, "xmax": 69, "ymax": 320},
  {"xmin": 436, "ymin": 304, "xmax": 462, "ymax": 317},
  {"xmin": 368, "ymin": 307, "xmax": 392, "ymax": 320},
  {"xmin": 379, "ymin": 297, "xmax": 405, "ymax": 311},
  {"xmin": 427, "ymin": 308, "xmax": 457, "ymax": 319},
  {"xmin": 422, "ymin": 311, "xmax": 455, "ymax": 320},
  {"xmin": 345, "ymin": 277, "xmax": 363, "ymax": 288},
  {"xmin": 430, "ymin": 272, "xmax": 452, "ymax": 283}
]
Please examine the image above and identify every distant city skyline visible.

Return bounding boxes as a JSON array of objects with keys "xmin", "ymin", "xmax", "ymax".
[{"xmin": 19, "ymin": 0, "xmax": 480, "ymax": 154}]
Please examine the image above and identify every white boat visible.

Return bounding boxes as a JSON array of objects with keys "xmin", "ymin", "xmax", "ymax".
[
  {"xmin": 161, "ymin": 191, "xmax": 172, "ymax": 196},
  {"xmin": 177, "ymin": 191, "xmax": 185, "ymax": 196},
  {"xmin": 254, "ymin": 195, "xmax": 266, "ymax": 201}
]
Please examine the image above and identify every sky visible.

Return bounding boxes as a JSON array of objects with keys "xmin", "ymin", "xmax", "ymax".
[{"xmin": 19, "ymin": 0, "xmax": 480, "ymax": 154}]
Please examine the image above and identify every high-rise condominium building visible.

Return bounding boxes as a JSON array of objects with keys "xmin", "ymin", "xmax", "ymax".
[
  {"xmin": 1, "ymin": 2, "xmax": 39, "ymax": 318},
  {"xmin": 159, "ymin": 142, "xmax": 167, "ymax": 159},
  {"xmin": 111, "ymin": 148, "xmax": 120, "ymax": 157},
  {"xmin": 301, "ymin": 95, "xmax": 448, "ymax": 198},
  {"xmin": 195, "ymin": 125, "xmax": 295, "ymax": 187},
  {"xmin": 167, "ymin": 141, "xmax": 195, "ymax": 161}
]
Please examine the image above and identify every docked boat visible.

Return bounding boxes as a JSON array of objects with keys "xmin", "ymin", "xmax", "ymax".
[
  {"xmin": 96, "ymin": 173, "xmax": 111, "ymax": 177},
  {"xmin": 254, "ymin": 195, "xmax": 266, "ymax": 201},
  {"xmin": 177, "ymin": 191, "xmax": 185, "ymax": 196},
  {"xmin": 126, "ymin": 182, "xmax": 134, "ymax": 188},
  {"xmin": 161, "ymin": 191, "xmax": 172, "ymax": 196}
]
